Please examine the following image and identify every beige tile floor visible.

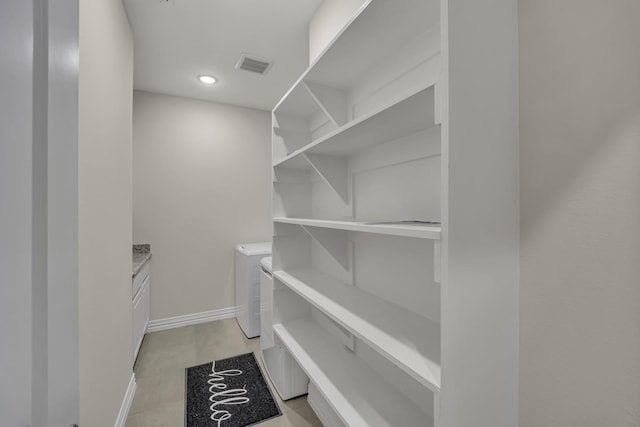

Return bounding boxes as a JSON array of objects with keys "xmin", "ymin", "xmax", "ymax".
[{"xmin": 125, "ymin": 318, "xmax": 323, "ymax": 427}]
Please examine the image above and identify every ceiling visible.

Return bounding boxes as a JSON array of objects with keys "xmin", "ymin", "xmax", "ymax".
[{"xmin": 123, "ymin": 0, "xmax": 322, "ymax": 111}]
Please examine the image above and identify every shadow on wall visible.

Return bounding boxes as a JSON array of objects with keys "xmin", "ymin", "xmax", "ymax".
[{"xmin": 519, "ymin": 0, "xmax": 640, "ymax": 425}]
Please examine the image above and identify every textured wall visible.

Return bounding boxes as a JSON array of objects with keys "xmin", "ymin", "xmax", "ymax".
[{"xmin": 519, "ymin": 1, "xmax": 640, "ymax": 425}]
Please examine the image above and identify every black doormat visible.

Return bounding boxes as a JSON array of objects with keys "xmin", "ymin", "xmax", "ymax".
[{"xmin": 185, "ymin": 352, "xmax": 281, "ymax": 427}]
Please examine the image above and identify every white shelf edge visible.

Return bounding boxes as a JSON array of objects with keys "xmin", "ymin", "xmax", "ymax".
[
  {"xmin": 272, "ymin": 0, "xmax": 373, "ymax": 114},
  {"xmin": 273, "ymin": 319, "xmax": 434, "ymax": 427},
  {"xmin": 273, "ymin": 217, "xmax": 441, "ymax": 240},
  {"xmin": 273, "ymin": 82, "xmax": 437, "ymax": 168},
  {"xmin": 274, "ymin": 268, "xmax": 441, "ymax": 392}
]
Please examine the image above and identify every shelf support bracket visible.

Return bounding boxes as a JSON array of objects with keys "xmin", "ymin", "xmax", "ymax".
[
  {"xmin": 434, "ymin": 82, "xmax": 442, "ymax": 126},
  {"xmin": 303, "ymin": 81, "xmax": 348, "ymax": 127},
  {"xmin": 300, "ymin": 225, "xmax": 350, "ymax": 271},
  {"xmin": 434, "ymin": 240, "xmax": 441, "ymax": 283},
  {"xmin": 303, "ymin": 153, "xmax": 349, "ymax": 204}
]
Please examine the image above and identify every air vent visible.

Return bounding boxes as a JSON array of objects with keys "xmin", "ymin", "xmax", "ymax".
[{"xmin": 235, "ymin": 54, "xmax": 272, "ymax": 75}]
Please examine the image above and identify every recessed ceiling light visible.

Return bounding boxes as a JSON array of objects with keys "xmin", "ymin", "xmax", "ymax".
[{"xmin": 197, "ymin": 75, "xmax": 217, "ymax": 85}]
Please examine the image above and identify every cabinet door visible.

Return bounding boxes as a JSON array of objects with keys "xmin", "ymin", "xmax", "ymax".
[
  {"xmin": 140, "ymin": 278, "xmax": 150, "ymax": 338},
  {"xmin": 133, "ymin": 274, "xmax": 150, "ymax": 362}
]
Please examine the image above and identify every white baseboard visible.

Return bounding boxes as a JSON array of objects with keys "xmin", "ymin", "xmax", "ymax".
[
  {"xmin": 115, "ymin": 373, "xmax": 136, "ymax": 427},
  {"xmin": 147, "ymin": 306, "xmax": 238, "ymax": 333}
]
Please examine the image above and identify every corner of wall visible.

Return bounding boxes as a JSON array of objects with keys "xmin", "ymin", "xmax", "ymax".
[{"xmin": 78, "ymin": 0, "xmax": 134, "ymax": 424}]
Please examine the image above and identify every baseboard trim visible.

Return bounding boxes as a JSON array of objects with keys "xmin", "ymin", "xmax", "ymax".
[
  {"xmin": 115, "ymin": 373, "xmax": 136, "ymax": 427},
  {"xmin": 147, "ymin": 306, "xmax": 238, "ymax": 333}
]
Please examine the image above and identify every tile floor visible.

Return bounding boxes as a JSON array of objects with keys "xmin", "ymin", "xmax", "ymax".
[{"xmin": 125, "ymin": 318, "xmax": 323, "ymax": 427}]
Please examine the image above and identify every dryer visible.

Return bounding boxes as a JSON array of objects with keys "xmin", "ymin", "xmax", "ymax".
[{"xmin": 234, "ymin": 242, "xmax": 271, "ymax": 338}]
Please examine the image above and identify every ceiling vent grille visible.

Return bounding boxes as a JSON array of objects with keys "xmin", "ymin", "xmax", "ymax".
[{"xmin": 235, "ymin": 54, "xmax": 272, "ymax": 75}]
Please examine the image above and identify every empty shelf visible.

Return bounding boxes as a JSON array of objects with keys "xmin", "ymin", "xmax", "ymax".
[
  {"xmin": 305, "ymin": 0, "xmax": 439, "ymax": 89},
  {"xmin": 274, "ymin": 268, "xmax": 441, "ymax": 392},
  {"xmin": 274, "ymin": 318, "xmax": 433, "ymax": 427},
  {"xmin": 274, "ymin": 85, "xmax": 436, "ymax": 168},
  {"xmin": 273, "ymin": 217, "xmax": 441, "ymax": 240}
]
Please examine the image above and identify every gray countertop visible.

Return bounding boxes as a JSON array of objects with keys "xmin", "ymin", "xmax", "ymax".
[{"xmin": 133, "ymin": 244, "xmax": 152, "ymax": 277}]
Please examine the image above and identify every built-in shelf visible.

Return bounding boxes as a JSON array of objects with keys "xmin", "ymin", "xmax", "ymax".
[
  {"xmin": 271, "ymin": 0, "xmax": 439, "ymax": 105},
  {"xmin": 273, "ymin": 217, "xmax": 441, "ymax": 240},
  {"xmin": 274, "ymin": 85, "xmax": 436, "ymax": 168},
  {"xmin": 272, "ymin": 0, "xmax": 447, "ymax": 424},
  {"xmin": 271, "ymin": 0, "xmax": 519, "ymax": 423},
  {"xmin": 273, "ymin": 318, "xmax": 433, "ymax": 427},
  {"xmin": 274, "ymin": 268, "xmax": 441, "ymax": 391}
]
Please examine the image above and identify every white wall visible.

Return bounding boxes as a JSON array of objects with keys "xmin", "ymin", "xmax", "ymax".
[
  {"xmin": 0, "ymin": 1, "xmax": 33, "ymax": 425},
  {"xmin": 308, "ymin": 0, "xmax": 368, "ymax": 64},
  {"xmin": 132, "ymin": 91, "xmax": 272, "ymax": 321},
  {"xmin": 520, "ymin": 1, "xmax": 640, "ymax": 425},
  {"xmin": 78, "ymin": 0, "xmax": 133, "ymax": 425}
]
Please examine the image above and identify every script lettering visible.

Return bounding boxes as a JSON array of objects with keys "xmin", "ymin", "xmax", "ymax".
[{"xmin": 207, "ymin": 362, "xmax": 250, "ymax": 426}]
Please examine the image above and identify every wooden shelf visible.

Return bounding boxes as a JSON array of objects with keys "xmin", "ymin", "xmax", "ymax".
[
  {"xmin": 274, "ymin": 268, "xmax": 441, "ymax": 392},
  {"xmin": 273, "ymin": 318, "xmax": 433, "ymax": 427},
  {"xmin": 273, "ymin": 217, "xmax": 441, "ymax": 240},
  {"xmin": 274, "ymin": 85, "xmax": 436, "ymax": 168}
]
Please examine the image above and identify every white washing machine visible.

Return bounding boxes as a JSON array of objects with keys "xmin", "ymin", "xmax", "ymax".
[
  {"xmin": 235, "ymin": 242, "xmax": 271, "ymax": 338},
  {"xmin": 260, "ymin": 256, "xmax": 309, "ymax": 400}
]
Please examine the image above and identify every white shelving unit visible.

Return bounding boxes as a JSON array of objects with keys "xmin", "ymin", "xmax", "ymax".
[
  {"xmin": 273, "ymin": 319, "xmax": 433, "ymax": 427},
  {"xmin": 271, "ymin": 0, "xmax": 519, "ymax": 426}
]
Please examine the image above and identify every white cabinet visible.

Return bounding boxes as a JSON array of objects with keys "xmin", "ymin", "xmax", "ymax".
[
  {"xmin": 271, "ymin": 0, "xmax": 518, "ymax": 426},
  {"xmin": 132, "ymin": 262, "xmax": 150, "ymax": 363}
]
